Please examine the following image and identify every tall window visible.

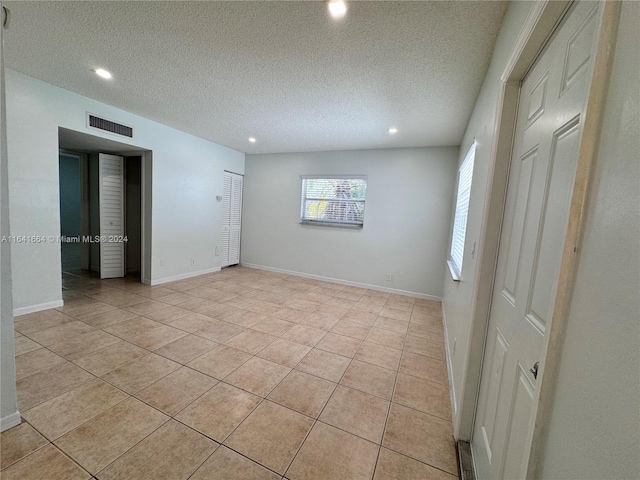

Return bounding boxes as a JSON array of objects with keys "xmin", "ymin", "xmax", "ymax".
[
  {"xmin": 449, "ymin": 142, "xmax": 476, "ymax": 280},
  {"xmin": 300, "ymin": 176, "xmax": 367, "ymax": 227}
]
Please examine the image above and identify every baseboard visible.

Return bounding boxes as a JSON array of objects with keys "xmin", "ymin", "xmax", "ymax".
[
  {"xmin": 0, "ymin": 411, "xmax": 21, "ymax": 432},
  {"xmin": 14, "ymin": 300, "xmax": 64, "ymax": 317},
  {"xmin": 150, "ymin": 267, "xmax": 221, "ymax": 286},
  {"xmin": 442, "ymin": 302, "xmax": 458, "ymax": 421},
  {"xmin": 241, "ymin": 263, "xmax": 441, "ymax": 301}
]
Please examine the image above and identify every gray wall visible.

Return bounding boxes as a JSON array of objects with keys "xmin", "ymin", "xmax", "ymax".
[
  {"xmin": 58, "ymin": 153, "xmax": 81, "ymax": 237},
  {"xmin": 241, "ymin": 147, "xmax": 457, "ymax": 297},
  {"xmin": 540, "ymin": 2, "xmax": 640, "ymax": 477}
]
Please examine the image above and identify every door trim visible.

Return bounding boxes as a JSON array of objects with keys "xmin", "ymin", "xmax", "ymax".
[{"xmin": 455, "ymin": 0, "xmax": 621, "ymax": 477}]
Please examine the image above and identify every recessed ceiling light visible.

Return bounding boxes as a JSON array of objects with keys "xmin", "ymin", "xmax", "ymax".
[
  {"xmin": 248, "ymin": 137, "xmax": 257, "ymax": 143},
  {"xmin": 328, "ymin": 0, "xmax": 347, "ymax": 19},
  {"xmin": 94, "ymin": 68, "xmax": 112, "ymax": 79},
  {"xmin": 388, "ymin": 127, "xmax": 398, "ymax": 134}
]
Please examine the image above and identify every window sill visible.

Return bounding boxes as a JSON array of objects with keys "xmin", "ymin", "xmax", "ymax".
[
  {"xmin": 299, "ymin": 221, "xmax": 363, "ymax": 229},
  {"xmin": 447, "ymin": 259, "xmax": 461, "ymax": 282}
]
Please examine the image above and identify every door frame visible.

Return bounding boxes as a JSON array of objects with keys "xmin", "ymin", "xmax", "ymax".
[
  {"xmin": 123, "ymin": 149, "xmax": 153, "ymax": 285},
  {"xmin": 455, "ymin": 1, "xmax": 621, "ymax": 476},
  {"xmin": 56, "ymin": 145, "xmax": 152, "ymax": 285}
]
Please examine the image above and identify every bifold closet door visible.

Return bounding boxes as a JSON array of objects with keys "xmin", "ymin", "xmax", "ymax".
[
  {"xmin": 222, "ymin": 171, "xmax": 243, "ymax": 267},
  {"xmin": 99, "ymin": 153, "xmax": 125, "ymax": 278}
]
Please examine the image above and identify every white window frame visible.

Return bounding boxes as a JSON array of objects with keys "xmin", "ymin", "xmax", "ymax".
[
  {"xmin": 300, "ymin": 175, "xmax": 367, "ymax": 228},
  {"xmin": 448, "ymin": 141, "xmax": 476, "ymax": 281}
]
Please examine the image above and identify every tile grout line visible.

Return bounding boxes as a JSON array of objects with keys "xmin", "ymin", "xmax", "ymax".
[
  {"xmin": 14, "ymin": 268, "xmax": 449, "ymax": 479},
  {"xmin": 215, "ymin": 324, "xmax": 338, "ymax": 477},
  {"xmin": 370, "ymin": 301, "xmax": 411, "ymax": 479},
  {"xmin": 280, "ymin": 326, "xmax": 363, "ymax": 478}
]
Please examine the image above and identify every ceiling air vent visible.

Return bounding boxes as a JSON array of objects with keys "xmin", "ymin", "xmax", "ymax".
[{"xmin": 88, "ymin": 114, "xmax": 133, "ymax": 138}]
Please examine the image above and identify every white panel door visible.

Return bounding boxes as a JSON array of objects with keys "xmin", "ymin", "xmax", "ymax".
[
  {"xmin": 472, "ymin": 3, "xmax": 600, "ymax": 479},
  {"xmin": 99, "ymin": 153, "xmax": 125, "ymax": 279},
  {"xmin": 222, "ymin": 171, "xmax": 243, "ymax": 267}
]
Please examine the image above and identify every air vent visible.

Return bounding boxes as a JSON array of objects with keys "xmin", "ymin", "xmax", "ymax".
[{"xmin": 88, "ymin": 114, "xmax": 133, "ymax": 138}]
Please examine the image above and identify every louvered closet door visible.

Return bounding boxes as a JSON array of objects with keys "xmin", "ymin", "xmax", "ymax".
[
  {"xmin": 221, "ymin": 171, "xmax": 243, "ymax": 267},
  {"xmin": 221, "ymin": 173, "xmax": 232, "ymax": 267},
  {"xmin": 229, "ymin": 173, "xmax": 243, "ymax": 265},
  {"xmin": 99, "ymin": 153, "xmax": 125, "ymax": 278}
]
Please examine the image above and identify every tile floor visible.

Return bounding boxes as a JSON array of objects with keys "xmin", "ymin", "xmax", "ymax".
[{"xmin": 1, "ymin": 266, "xmax": 458, "ymax": 479}]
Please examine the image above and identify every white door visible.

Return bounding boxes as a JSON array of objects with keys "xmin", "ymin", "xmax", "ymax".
[
  {"xmin": 99, "ymin": 153, "xmax": 125, "ymax": 279},
  {"xmin": 221, "ymin": 171, "xmax": 243, "ymax": 267},
  {"xmin": 472, "ymin": 3, "xmax": 601, "ymax": 478}
]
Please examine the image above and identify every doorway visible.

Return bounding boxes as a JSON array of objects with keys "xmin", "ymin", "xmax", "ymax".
[
  {"xmin": 58, "ymin": 127, "xmax": 152, "ymax": 286},
  {"xmin": 58, "ymin": 151, "xmax": 85, "ymax": 273},
  {"xmin": 125, "ymin": 156, "xmax": 142, "ymax": 276}
]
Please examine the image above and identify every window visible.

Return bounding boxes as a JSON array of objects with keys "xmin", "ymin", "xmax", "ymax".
[
  {"xmin": 448, "ymin": 142, "xmax": 476, "ymax": 281},
  {"xmin": 300, "ymin": 175, "xmax": 367, "ymax": 227}
]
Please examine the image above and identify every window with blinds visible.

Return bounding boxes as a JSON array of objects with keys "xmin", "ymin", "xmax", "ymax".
[
  {"xmin": 300, "ymin": 176, "xmax": 367, "ymax": 227},
  {"xmin": 449, "ymin": 142, "xmax": 476, "ymax": 280}
]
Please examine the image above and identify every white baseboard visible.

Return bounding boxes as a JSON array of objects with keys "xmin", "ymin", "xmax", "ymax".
[
  {"xmin": 241, "ymin": 263, "xmax": 441, "ymax": 301},
  {"xmin": 14, "ymin": 300, "xmax": 64, "ymax": 317},
  {"xmin": 0, "ymin": 411, "xmax": 21, "ymax": 432},
  {"xmin": 150, "ymin": 267, "xmax": 221, "ymax": 286},
  {"xmin": 442, "ymin": 303, "xmax": 458, "ymax": 422}
]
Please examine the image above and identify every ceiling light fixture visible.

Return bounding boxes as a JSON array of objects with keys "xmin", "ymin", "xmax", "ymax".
[
  {"xmin": 328, "ymin": 0, "xmax": 347, "ymax": 19},
  {"xmin": 388, "ymin": 127, "xmax": 398, "ymax": 134},
  {"xmin": 248, "ymin": 137, "xmax": 257, "ymax": 143},
  {"xmin": 94, "ymin": 68, "xmax": 113, "ymax": 79}
]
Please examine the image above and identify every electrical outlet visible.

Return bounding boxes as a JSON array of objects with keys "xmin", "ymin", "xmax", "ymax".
[
  {"xmin": 160, "ymin": 258, "xmax": 165, "ymax": 266},
  {"xmin": 215, "ymin": 246, "xmax": 220, "ymax": 256},
  {"xmin": 191, "ymin": 258, "xmax": 196, "ymax": 266},
  {"xmin": 385, "ymin": 274, "xmax": 392, "ymax": 282},
  {"xmin": 471, "ymin": 241, "xmax": 477, "ymax": 259}
]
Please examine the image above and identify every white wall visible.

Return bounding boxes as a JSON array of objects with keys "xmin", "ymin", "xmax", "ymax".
[
  {"xmin": 1, "ymin": 7, "xmax": 20, "ymax": 431},
  {"xmin": 441, "ymin": 0, "xmax": 534, "ymax": 425},
  {"xmin": 6, "ymin": 70, "xmax": 244, "ymax": 313},
  {"xmin": 539, "ymin": 2, "xmax": 640, "ymax": 477},
  {"xmin": 241, "ymin": 148, "xmax": 457, "ymax": 297}
]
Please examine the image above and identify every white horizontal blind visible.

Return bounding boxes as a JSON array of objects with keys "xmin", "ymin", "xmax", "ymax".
[
  {"xmin": 300, "ymin": 176, "xmax": 367, "ymax": 226},
  {"xmin": 450, "ymin": 142, "xmax": 476, "ymax": 275}
]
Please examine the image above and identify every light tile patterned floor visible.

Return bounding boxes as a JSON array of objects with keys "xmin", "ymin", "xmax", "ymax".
[{"xmin": 1, "ymin": 267, "xmax": 458, "ymax": 479}]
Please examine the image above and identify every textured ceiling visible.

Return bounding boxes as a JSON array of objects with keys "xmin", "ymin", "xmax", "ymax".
[{"xmin": 4, "ymin": 1, "xmax": 508, "ymax": 154}]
